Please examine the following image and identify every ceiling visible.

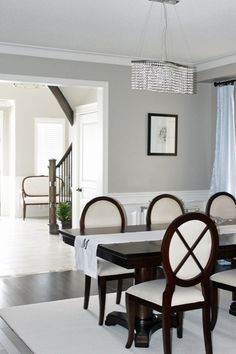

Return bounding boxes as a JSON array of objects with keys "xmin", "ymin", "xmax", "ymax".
[{"xmin": 1, "ymin": 0, "xmax": 236, "ymax": 69}]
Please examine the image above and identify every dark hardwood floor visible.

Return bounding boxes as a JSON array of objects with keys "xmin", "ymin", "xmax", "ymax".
[
  {"xmin": 0, "ymin": 270, "xmax": 133, "ymax": 308},
  {"xmin": 0, "ymin": 264, "xmax": 228, "ymax": 309}
]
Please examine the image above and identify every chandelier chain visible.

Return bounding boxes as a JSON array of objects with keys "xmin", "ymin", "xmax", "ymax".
[
  {"xmin": 136, "ymin": 2, "xmax": 153, "ymax": 58},
  {"xmin": 173, "ymin": 6, "xmax": 193, "ymax": 65},
  {"xmin": 162, "ymin": 3, "xmax": 168, "ymax": 62}
]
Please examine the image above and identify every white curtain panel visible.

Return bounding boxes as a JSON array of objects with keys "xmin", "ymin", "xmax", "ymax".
[{"xmin": 210, "ymin": 84, "xmax": 236, "ymax": 196}]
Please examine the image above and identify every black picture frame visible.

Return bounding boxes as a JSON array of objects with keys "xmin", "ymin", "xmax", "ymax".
[{"xmin": 147, "ymin": 113, "xmax": 178, "ymax": 156}]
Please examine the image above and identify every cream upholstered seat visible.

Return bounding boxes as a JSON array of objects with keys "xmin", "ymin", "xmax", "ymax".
[
  {"xmin": 127, "ymin": 279, "xmax": 203, "ymax": 306},
  {"xmin": 211, "ymin": 269, "xmax": 236, "ymax": 287},
  {"xmin": 80, "ymin": 196, "xmax": 134, "ymax": 325},
  {"xmin": 205, "ymin": 191, "xmax": 236, "ymax": 220},
  {"xmin": 146, "ymin": 194, "xmax": 185, "ymax": 227},
  {"xmin": 210, "ymin": 269, "xmax": 236, "ymax": 329},
  {"xmin": 125, "ymin": 212, "xmax": 219, "ymax": 354}
]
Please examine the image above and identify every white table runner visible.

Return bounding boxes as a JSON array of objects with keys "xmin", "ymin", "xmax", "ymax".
[{"xmin": 75, "ymin": 230, "xmax": 165, "ymax": 278}]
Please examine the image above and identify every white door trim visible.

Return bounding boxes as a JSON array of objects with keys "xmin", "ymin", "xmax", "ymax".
[{"xmin": 0, "ymin": 73, "xmax": 109, "ymax": 219}]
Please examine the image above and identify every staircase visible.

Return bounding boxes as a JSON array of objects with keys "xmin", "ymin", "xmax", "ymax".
[{"xmin": 48, "ymin": 86, "xmax": 73, "ymax": 234}]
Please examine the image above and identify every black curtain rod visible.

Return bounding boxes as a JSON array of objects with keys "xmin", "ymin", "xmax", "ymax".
[{"xmin": 214, "ymin": 79, "xmax": 236, "ymax": 87}]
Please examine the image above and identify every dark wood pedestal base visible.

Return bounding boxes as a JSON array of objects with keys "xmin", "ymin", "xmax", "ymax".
[
  {"xmin": 105, "ymin": 311, "xmax": 128, "ymax": 329},
  {"xmin": 105, "ymin": 310, "xmax": 162, "ymax": 347},
  {"xmin": 229, "ymin": 301, "xmax": 236, "ymax": 316},
  {"xmin": 105, "ymin": 311, "xmax": 178, "ymax": 347}
]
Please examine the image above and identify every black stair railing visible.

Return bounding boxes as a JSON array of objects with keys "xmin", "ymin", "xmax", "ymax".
[
  {"xmin": 56, "ymin": 143, "xmax": 72, "ymax": 203},
  {"xmin": 49, "ymin": 143, "xmax": 72, "ymax": 234}
]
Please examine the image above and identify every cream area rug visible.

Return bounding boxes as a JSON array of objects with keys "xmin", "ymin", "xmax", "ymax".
[{"xmin": 0, "ymin": 291, "xmax": 235, "ymax": 354}]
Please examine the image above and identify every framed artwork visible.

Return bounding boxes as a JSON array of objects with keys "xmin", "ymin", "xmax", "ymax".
[{"xmin": 147, "ymin": 113, "xmax": 178, "ymax": 156}]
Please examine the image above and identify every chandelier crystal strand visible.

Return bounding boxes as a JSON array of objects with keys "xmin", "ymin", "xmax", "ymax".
[{"xmin": 131, "ymin": 0, "xmax": 197, "ymax": 94}]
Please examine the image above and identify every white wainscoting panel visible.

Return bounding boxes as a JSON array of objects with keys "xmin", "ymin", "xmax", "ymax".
[{"xmin": 109, "ymin": 190, "xmax": 210, "ymax": 225}]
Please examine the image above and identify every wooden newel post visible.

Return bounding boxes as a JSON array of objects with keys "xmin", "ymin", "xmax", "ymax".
[{"xmin": 49, "ymin": 159, "xmax": 59, "ymax": 234}]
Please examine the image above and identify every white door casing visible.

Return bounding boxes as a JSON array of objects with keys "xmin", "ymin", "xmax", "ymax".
[{"xmin": 72, "ymin": 89, "xmax": 107, "ymax": 227}]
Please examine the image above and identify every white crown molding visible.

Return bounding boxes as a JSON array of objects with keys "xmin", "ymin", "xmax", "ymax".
[
  {"xmin": 196, "ymin": 53, "xmax": 236, "ymax": 72},
  {"xmin": 0, "ymin": 42, "xmax": 236, "ymax": 72},
  {"xmin": 0, "ymin": 42, "xmax": 132, "ymax": 66}
]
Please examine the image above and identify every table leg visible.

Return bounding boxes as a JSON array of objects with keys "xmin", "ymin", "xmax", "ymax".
[
  {"xmin": 105, "ymin": 266, "xmax": 168, "ymax": 347},
  {"xmin": 133, "ymin": 266, "xmax": 162, "ymax": 347}
]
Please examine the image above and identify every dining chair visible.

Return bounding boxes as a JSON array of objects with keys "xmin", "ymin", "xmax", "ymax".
[
  {"xmin": 206, "ymin": 191, "xmax": 236, "ymax": 268},
  {"xmin": 210, "ymin": 268, "xmax": 236, "ymax": 329},
  {"xmin": 125, "ymin": 212, "xmax": 219, "ymax": 354},
  {"xmin": 146, "ymin": 193, "xmax": 185, "ymax": 227},
  {"xmin": 206, "ymin": 192, "xmax": 236, "ymax": 317},
  {"xmin": 205, "ymin": 191, "xmax": 236, "ymax": 220},
  {"xmin": 80, "ymin": 196, "xmax": 134, "ymax": 325}
]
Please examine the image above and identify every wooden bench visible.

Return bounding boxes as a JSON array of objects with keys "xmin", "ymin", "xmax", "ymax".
[{"xmin": 22, "ymin": 175, "xmax": 61, "ymax": 220}]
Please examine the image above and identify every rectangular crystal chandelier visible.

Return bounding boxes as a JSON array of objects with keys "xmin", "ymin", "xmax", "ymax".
[
  {"xmin": 149, "ymin": 0, "xmax": 180, "ymax": 4},
  {"xmin": 132, "ymin": 0, "xmax": 197, "ymax": 94},
  {"xmin": 131, "ymin": 60, "xmax": 196, "ymax": 94}
]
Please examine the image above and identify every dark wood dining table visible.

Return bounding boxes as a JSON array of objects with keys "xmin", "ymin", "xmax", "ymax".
[{"xmin": 60, "ymin": 224, "xmax": 236, "ymax": 347}]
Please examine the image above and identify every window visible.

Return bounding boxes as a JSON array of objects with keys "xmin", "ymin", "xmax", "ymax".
[{"xmin": 35, "ymin": 118, "xmax": 65, "ymax": 175}]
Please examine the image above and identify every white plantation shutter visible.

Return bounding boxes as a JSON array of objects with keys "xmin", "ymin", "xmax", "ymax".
[{"xmin": 35, "ymin": 118, "xmax": 65, "ymax": 175}]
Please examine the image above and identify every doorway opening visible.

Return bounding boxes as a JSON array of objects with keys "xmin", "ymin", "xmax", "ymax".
[
  {"xmin": 0, "ymin": 75, "xmax": 108, "ymax": 276},
  {"xmin": 0, "ymin": 78, "xmax": 108, "ymax": 222}
]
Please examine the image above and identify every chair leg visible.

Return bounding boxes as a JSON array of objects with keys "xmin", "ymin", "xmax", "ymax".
[
  {"xmin": 116, "ymin": 279, "xmax": 123, "ymax": 304},
  {"xmin": 125, "ymin": 293, "xmax": 136, "ymax": 349},
  {"xmin": 202, "ymin": 304, "xmax": 213, "ymax": 354},
  {"xmin": 98, "ymin": 276, "xmax": 107, "ymax": 326},
  {"xmin": 176, "ymin": 311, "xmax": 183, "ymax": 338},
  {"xmin": 162, "ymin": 308, "xmax": 172, "ymax": 354},
  {"xmin": 231, "ymin": 259, "xmax": 236, "ymax": 301},
  {"xmin": 23, "ymin": 203, "xmax": 26, "ymax": 220},
  {"xmin": 83, "ymin": 275, "xmax": 91, "ymax": 309},
  {"xmin": 210, "ymin": 286, "xmax": 218, "ymax": 330}
]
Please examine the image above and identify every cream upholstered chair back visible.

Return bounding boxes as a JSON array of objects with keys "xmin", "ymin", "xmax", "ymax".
[
  {"xmin": 146, "ymin": 194, "xmax": 184, "ymax": 227},
  {"xmin": 205, "ymin": 192, "xmax": 236, "ymax": 220},
  {"xmin": 23, "ymin": 175, "xmax": 61, "ymax": 196},
  {"xmin": 162, "ymin": 212, "xmax": 219, "ymax": 286},
  {"xmin": 80, "ymin": 196, "xmax": 126, "ymax": 231}
]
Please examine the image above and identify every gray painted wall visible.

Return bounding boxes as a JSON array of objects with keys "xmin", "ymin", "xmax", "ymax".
[
  {"xmin": 0, "ymin": 84, "xmax": 68, "ymax": 176},
  {"xmin": 0, "ymin": 53, "xmax": 214, "ymax": 193}
]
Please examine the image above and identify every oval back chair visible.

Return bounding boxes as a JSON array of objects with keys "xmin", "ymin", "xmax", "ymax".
[
  {"xmin": 205, "ymin": 191, "xmax": 236, "ymax": 220},
  {"xmin": 146, "ymin": 194, "xmax": 185, "ymax": 227},
  {"xmin": 80, "ymin": 196, "xmax": 126, "ymax": 231},
  {"xmin": 126, "ymin": 212, "xmax": 219, "ymax": 354},
  {"xmin": 206, "ymin": 193, "xmax": 236, "ymax": 329},
  {"xmin": 80, "ymin": 196, "xmax": 134, "ymax": 325}
]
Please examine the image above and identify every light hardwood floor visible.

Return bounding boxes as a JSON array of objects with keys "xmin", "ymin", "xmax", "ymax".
[{"xmin": 0, "ymin": 217, "xmax": 75, "ymax": 277}]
